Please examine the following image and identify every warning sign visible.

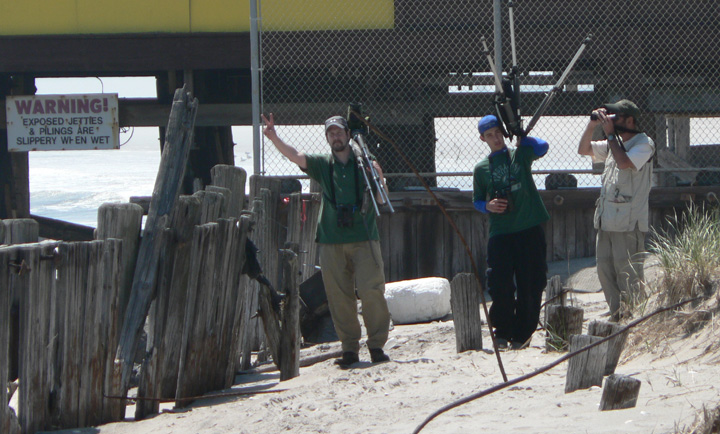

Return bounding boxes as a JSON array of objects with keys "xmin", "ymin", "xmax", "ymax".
[{"xmin": 6, "ymin": 94, "xmax": 120, "ymax": 151}]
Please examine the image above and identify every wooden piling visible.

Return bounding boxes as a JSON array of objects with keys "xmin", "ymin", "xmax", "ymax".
[
  {"xmin": 599, "ymin": 374, "xmax": 641, "ymax": 410},
  {"xmin": 1, "ymin": 218, "xmax": 38, "ymax": 245},
  {"xmin": 565, "ymin": 334, "xmax": 608, "ymax": 393},
  {"xmin": 211, "ymin": 164, "xmax": 247, "ymax": 217},
  {"xmin": 545, "ymin": 305, "xmax": 584, "ymax": 352},
  {"xmin": 195, "ymin": 189, "xmax": 226, "ymax": 224},
  {"xmin": 116, "ymin": 85, "xmax": 198, "ymax": 394},
  {"xmin": 135, "ymin": 194, "xmax": 200, "ymax": 419},
  {"xmin": 279, "ymin": 247, "xmax": 301, "ymax": 381},
  {"xmin": 450, "ymin": 273, "xmax": 483, "ymax": 353},
  {"xmin": 0, "ymin": 244, "xmax": 30, "ymax": 434},
  {"xmin": 588, "ymin": 320, "xmax": 629, "ymax": 376},
  {"xmin": 96, "ymin": 202, "xmax": 144, "ymax": 327}
]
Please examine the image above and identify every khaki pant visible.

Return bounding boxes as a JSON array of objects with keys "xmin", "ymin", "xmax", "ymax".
[
  {"xmin": 319, "ymin": 240, "xmax": 390, "ymax": 354},
  {"xmin": 596, "ymin": 228, "xmax": 646, "ymax": 315}
]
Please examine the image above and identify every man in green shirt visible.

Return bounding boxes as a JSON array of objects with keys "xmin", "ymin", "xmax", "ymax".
[
  {"xmin": 472, "ymin": 115, "xmax": 550, "ymax": 350},
  {"xmin": 262, "ymin": 113, "xmax": 391, "ymax": 368}
]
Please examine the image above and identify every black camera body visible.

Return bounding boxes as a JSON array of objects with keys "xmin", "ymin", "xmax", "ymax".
[
  {"xmin": 336, "ymin": 204, "xmax": 356, "ymax": 228},
  {"xmin": 493, "ymin": 188, "xmax": 513, "ymax": 214}
]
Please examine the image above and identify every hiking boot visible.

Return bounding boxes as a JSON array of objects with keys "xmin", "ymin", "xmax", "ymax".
[
  {"xmin": 369, "ymin": 348, "xmax": 390, "ymax": 364},
  {"xmin": 334, "ymin": 352, "xmax": 359, "ymax": 369}
]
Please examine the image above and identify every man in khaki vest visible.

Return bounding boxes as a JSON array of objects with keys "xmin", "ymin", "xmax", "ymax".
[{"xmin": 578, "ymin": 100, "xmax": 655, "ymax": 321}]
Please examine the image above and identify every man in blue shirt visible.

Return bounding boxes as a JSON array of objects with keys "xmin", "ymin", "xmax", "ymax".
[{"xmin": 472, "ymin": 115, "xmax": 550, "ymax": 350}]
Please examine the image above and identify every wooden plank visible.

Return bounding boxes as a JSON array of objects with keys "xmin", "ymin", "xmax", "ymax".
[
  {"xmin": 195, "ymin": 190, "xmax": 227, "ymax": 224},
  {"xmin": 205, "ymin": 186, "xmax": 232, "ymax": 220},
  {"xmin": 278, "ymin": 249, "xmax": 301, "ymax": 381},
  {"xmin": 77, "ymin": 241, "xmax": 106, "ymax": 427},
  {"xmin": 96, "ymin": 203, "xmax": 144, "ymax": 332},
  {"xmin": 450, "ymin": 273, "xmax": 483, "ymax": 353},
  {"xmin": 135, "ymin": 194, "xmax": 200, "ymax": 420},
  {"xmin": 16, "ymin": 245, "xmax": 45, "ymax": 433},
  {"xmin": 116, "ymin": 86, "xmax": 198, "ymax": 393},
  {"xmin": 588, "ymin": 320, "xmax": 629, "ymax": 376},
  {"xmin": 565, "ymin": 335, "xmax": 608, "ymax": 393},
  {"xmin": 0, "ymin": 245, "xmax": 22, "ymax": 434},
  {"xmin": 211, "ymin": 164, "xmax": 248, "ymax": 217},
  {"xmin": 224, "ymin": 216, "xmax": 253, "ymax": 388},
  {"xmin": 30, "ymin": 214, "xmax": 94, "ymax": 242},
  {"xmin": 0, "ymin": 247, "xmax": 9, "ymax": 432},
  {"xmin": 56, "ymin": 243, "xmax": 86, "ymax": 428},
  {"xmin": 175, "ymin": 223, "xmax": 218, "ymax": 406},
  {"xmin": 100, "ymin": 239, "xmax": 125, "ymax": 423}
]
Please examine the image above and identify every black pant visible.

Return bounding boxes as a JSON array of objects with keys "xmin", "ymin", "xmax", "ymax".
[{"xmin": 486, "ymin": 225, "xmax": 547, "ymax": 344}]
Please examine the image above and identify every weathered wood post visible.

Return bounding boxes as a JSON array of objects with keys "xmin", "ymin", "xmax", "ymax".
[
  {"xmin": 588, "ymin": 320, "xmax": 629, "ymax": 375},
  {"xmin": 0, "ymin": 245, "xmax": 23, "ymax": 434},
  {"xmin": 210, "ymin": 164, "xmax": 247, "ymax": 217},
  {"xmin": 136, "ymin": 194, "xmax": 200, "ymax": 419},
  {"xmin": 565, "ymin": 334, "xmax": 608, "ymax": 393},
  {"xmin": 450, "ymin": 273, "xmax": 483, "ymax": 353},
  {"xmin": 1, "ymin": 218, "xmax": 38, "ymax": 245},
  {"xmin": 195, "ymin": 189, "xmax": 226, "ymax": 224},
  {"xmin": 116, "ymin": 85, "xmax": 198, "ymax": 393},
  {"xmin": 96, "ymin": 202, "xmax": 144, "ymax": 326},
  {"xmin": 279, "ymin": 247, "xmax": 300, "ymax": 381},
  {"xmin": 17, "ymin": 242, "xmax": 57, "ymax": 433},
  {"xmin": 545, "ymin": 305, "xmax": 584, "ymax": 351},
  {"xmin": 2, "ymin": 218, "xmax": 39, "ymax": 383},
  {"xmin": 544, "ymin": 275, "xmax": 565, "ymax": 311},
  {"xmin": 599, "ymin": 374, "xmax": 641, "ymax": 410}
]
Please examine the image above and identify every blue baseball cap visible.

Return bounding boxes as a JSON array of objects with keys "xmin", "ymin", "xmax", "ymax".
[{"xmin": 478, "ymin": 115, "xmax": 501, "ymax": 135}]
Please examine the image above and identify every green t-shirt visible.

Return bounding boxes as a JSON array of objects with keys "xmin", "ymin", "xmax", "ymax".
[
  {"xmin": 472, "ymin": 145, "xmax": 550, "ymax": 237},
  {"xmin": 304, "ymin": 153, "xmax": 379, "ymax": 244}
]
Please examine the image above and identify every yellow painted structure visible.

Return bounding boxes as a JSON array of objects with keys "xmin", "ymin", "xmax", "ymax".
[{"xmin": 0, "ymin": 0, "xmax": 394, "ymax": 35}]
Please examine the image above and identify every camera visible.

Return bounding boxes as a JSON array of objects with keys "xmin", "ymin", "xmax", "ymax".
[
  {"xmin": 493, "ymin": 188, "xmax": 513, "ymax": 214},
  {"xmin": 336, "ymin": 204, "xmax": 356, "ymax": 228},
  {"xmin": 590, "ymin": 113, "xmax": 616, "ymax": 121}
]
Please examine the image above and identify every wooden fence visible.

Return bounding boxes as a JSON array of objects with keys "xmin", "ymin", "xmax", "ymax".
[{"xmin": 2, "ymin": 170, "xmax": 717, "ymax": 433}]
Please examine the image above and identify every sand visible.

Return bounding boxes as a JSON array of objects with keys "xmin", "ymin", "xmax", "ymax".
[{"xmin": 62, "ymin": 280, "xmax": 720, "ymax": 434}]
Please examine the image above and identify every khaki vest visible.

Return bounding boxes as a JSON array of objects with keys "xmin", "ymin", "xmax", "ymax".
[{"xmin": 594, "ymin": 133, "xmax": 654, "ymax": 232}]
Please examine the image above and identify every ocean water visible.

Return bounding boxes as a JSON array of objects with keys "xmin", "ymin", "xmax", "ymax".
[{"xmin": 30, "ymin": 127, "xmax": 255, "ymax": 227}]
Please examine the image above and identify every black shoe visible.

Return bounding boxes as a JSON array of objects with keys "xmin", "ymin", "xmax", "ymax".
[
  {"xmin": 369, "ymin": 348, "xmax": 390, "ymax": 364},
  {"xmin": 511, "ymin": 337, "xmax": 531, "ymax": 350},
  {"xmin": 495, "ymin": 337, "xmax": 510, "ymax": 351},
  {"xmin": 334, "ymin": 352, "xmax": 359, "ymax": 369}
]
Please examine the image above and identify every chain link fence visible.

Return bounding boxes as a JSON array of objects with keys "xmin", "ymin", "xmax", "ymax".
[{"xmin": 259, "ymin": 0, "xmax": 720, "ymax": 190}]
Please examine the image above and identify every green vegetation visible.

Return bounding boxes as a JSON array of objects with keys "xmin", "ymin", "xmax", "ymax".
[{"xmin": 649, "ymin": 204, "xmax": 720, "ymax": 307}]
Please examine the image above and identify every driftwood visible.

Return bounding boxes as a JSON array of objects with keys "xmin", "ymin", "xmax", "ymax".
[
  {"xmin": 545, "ymin": 305, "xmax": 583, "ymax": 352},
  {"xmin": 196, "ymin": 189, "xmax": 227, "ymax": 223},
  {"xmin": 565, "ymin": 334, "xmax": 608, "ymax": 393},
  {"xmin": 116, "ymin": 86, "xmax": 198, "ymax": 393},
  {"xmin": 588, "ymin": 320, "xmax": 629, "ymax": 375},
  {"xmin": 599, "ymin": 374, "xmax": 641, "ymax": 410},
  {"xmin": 450, "ymin": 273, "xmax": 483, "ymax": 353}
]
